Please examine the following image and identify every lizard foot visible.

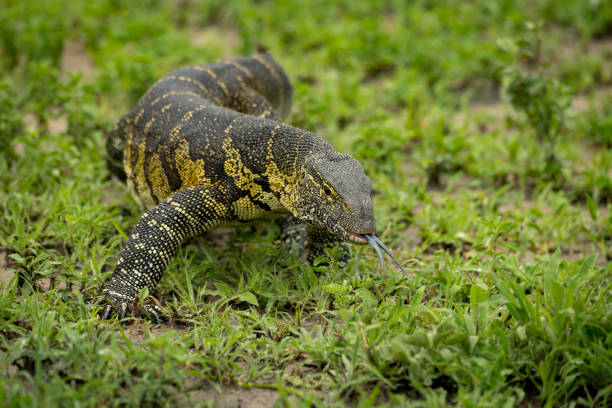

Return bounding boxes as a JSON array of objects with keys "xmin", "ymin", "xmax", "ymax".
[
  {"xmin": 97, "ymin": 298, "xmax": 162, "ymax": 324},
  {"xmin": 142, "ymin": 304, "xmax": 162, "ymax": 324}
]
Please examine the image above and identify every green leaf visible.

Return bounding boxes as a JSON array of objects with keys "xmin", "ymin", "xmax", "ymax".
[
  {"xmin": 587, "ymin": 195, "xmax": 597, "ymax": 221},
  {"xmin": 237, "ymin": 291, "xmax": 258, "ymax": 307},
  {"xmin": 470, "ymin": 284, "xmax": 487, "ymax": 306},
  {"xmin": 322, "ymin": 282, "xmax": 349, "ymax": 295},
  {"xmin": 566, "ymin": 255, "xmax": 597, "ymax": 308},
  {"xmin": 112, "ymin": 220, "xmax": 129, "ymax": 241},
  {"xmin": 543, "ymin": 249, "xmax": 562, "ymax": 311},
  {"xmin": 8, "ymin": 253, "xmax": 26, "ymax": 265},
  {"xmin": 477, "ymin": 302, "xmax": 489, "ymax": 334}
]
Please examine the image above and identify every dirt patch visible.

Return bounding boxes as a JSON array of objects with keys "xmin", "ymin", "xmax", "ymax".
[
  {"xmin": 588, "ymin": 37, "xmax": 612, "ymax": 56},
  {"xmin": 123, "ymin": 325, "xmax": 147, "ymax": 343},
  {"xmin": 99, "ymin": 184, "xmax": 129, "ymax": 206},
  {"xmin": 401, "ymin": 224, "xmax": 422, "ymax": 247},
  {"xmin": 22, "ymin": 111, "xmax": 68, "ymax": 135},
  {"xmin": 555, "ymin": 34, "xmax": 612, "ymax": 76},
  {"xmin": 187, "ymin": 383, "xmax": 281, "ymax": 408},
  {"xmin": 558, "ymin": 35, "xmax": 612, "ymax": 112},
  {"xmin": 18, "ymin": 40, "xmax": 93, "ymax": 137},
  {"xmin": 0, "ymin": 250, "xmax": 16, "ymax": 290},
  {"xmin": 571, "ymin": 138, "xmax": 607, "ymax": 175},
  {"xmin": 47, "ymin": 115, "xmax": 68, "ymax": 134},
  {"xmin": 300, "ymin": 312, "xmax": 346, "ymax": 337},
  {"xmin": 300, "ymin": 313, "xmax": 327, "ymax": 333},
  {"xmin": 587, "ymin": 37, "xmax": 612, "ymax": 81},
  {"xmin": 560, "ymin": 240, "xmax": 602, "ymax": 264},
  {"xmin": 22, "ymin": 113, "xmax": 38, "ymax": 133},
  {"xmin": 456, "ymin": 36, "xmax": 612, "ymax": 132},
  {"xmin": 200, "ymin": 227, "xmax": 235, "ymax": 251},
  {"xmin": 571, "ymin": 85, "xmax": 612, "ymax": 112},
  {"xmin": 115, "ymin": 322, "xmax": 189, "ymax": 344},
  {"xmin": 189, "ymin": 25, "xmax": 241, "ymax": 51},
  {"xmin": 61, "ymin": 40, "xmax": 96, "ymax": 82},
  {"xmin": 35, "ymin": 275, "xmax": 68, "ymax": 292}
]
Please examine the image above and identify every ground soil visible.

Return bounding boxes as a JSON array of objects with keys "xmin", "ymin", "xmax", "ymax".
[{"xmin": 0, "ymin": 250, "xmax": 15, "ymax": 290}]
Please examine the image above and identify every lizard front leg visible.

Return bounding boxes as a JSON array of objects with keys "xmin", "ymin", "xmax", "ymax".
[
  {"xmin": 306, "ymin": 225, "xmax": 350, "ymax": 268},
  {"xmin": 101, "ymin": 184, "xmax": 232, "ymax": 319},
  {"xmin": 279, "ymin": 216, "xmax": 349, "ymax": 268}
]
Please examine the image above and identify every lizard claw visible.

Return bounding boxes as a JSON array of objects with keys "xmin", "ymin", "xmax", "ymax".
[
  {"xmin": 145, "ymin": 305, "xmax": 162, "ymax": 324},
  {"xmin": 97, "ymin": 300, "xmax": 129, "ymax": 321},
  {"xmin": 97, "ymin": 296, "xmax": 163, "ymax": 323},
  {"xmin": 102, "ymin": 304, "xmax": 112, "ymax": 320},
  {"xmin": 119, "ymin": 303, "xmax": 128, "ymax": 320}
]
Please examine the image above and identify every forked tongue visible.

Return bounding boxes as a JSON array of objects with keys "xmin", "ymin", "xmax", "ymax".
[{"xmin": 364, "ymin": 234, "xmax": 405, "ymax": 274}]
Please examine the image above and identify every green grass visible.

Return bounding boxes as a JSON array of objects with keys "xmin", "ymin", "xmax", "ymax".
[{"xmin": 1, "ymin": 0, "xmax": 611, "ymax": 407}]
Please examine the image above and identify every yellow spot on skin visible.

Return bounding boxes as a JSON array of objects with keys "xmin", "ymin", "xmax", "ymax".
[
  {"xmin": 219, "ymin": 138, "xmax": 285, "ymax": 215},
  {"xmin": 168, "ymin": 105, "xmax": 209, "ymax": 141},
  {"xmin": 133, "ymin": 108, "xmax": 145, "ymax": 125},
  {"xmin": 124, "ymin": 119, "xmax": 147, "ymax": 207},
  {"xmin": 174, "ymin": 139, "xmax": 211, "ymax": 188},
  {"xmin": 123, "ymin": 124, "xmax": 134, "ymax": 176},
  {"xmin": 222, "ymin": 138, "xmax": 261, "ymax": 197},
  {"xmin": 205, "ymin": 69, "xmax": 216, "ymax": 79},
  {"xmin": 253, "ymin": 54, "xmax": 282, "ymax": 85},
  {"xmin": 258, "ymin": 191, "xmax": 282, "ymax": 210},
  {"xmin": 258, "ymin": 124, "xmax": 297, "ymax": 210},
  {"xmin": 158, "ymin": 75, "xmax": 214, "ymax": 99},
  {"xmin": 144, "ymin": 117, "xmax": 155, "ymax": 133},
  {"xmin": 182, "ymin": 110, "xmax": 194, "ymax": 122},
  {"xmin": 206, "ymin": 68, "xmax": 229, "ymax": 98},
  {"xmin": 264, "ymin": 160, "xmax": 296, "ymax": 210},
  {"xmin": 232, "ymin": 196, "xmax": 266, "ymax": 219},
  {"xmin": 170, "ymin": 201, "xmax": 199, "ymax": 226},
  {"xmin": 148, "ymin": 153, "xmax": 172, "ymax": 201},
  {"xmin": 228, "ymin": 61, "xmax": 253, "ymax": 80},
  {"xmin": 150, "ymin": 91, "xmax": 202, "ymax": 106},
  {"xmin": 134, "ymin": 138, "xmax": 156, "ymax": 209}
]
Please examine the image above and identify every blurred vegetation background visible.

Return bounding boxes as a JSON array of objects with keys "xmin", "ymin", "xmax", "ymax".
[{"xmin": 0, "ymin": 0, "xmax": 611, "ymax": 407}]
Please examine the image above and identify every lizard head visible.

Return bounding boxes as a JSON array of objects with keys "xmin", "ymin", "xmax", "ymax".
[{"xmin": 293, "ymin": 152, "xmax": 376, "ymax": 244}]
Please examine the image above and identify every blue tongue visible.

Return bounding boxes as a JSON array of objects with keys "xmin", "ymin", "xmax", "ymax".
[
  {"xmin": 365, "ymin": 234, "xmax": 386, "ymax": 272},
  {"xmin": 364, "ymin": 234, "xmax": 406, "ymax": 274}
]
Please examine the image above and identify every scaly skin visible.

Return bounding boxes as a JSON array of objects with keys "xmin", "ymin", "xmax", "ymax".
[{"xmin": 102, "ymin": 53, "xmax": 376, "ymax": 318}]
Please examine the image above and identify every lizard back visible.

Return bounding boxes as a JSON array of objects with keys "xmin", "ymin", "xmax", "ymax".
[{"xmin": 107, "ymin": 53, "xmax": 296, "ymax": 211}]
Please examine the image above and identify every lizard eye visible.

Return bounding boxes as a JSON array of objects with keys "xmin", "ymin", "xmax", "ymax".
[{"xmin": 323, "ymin": 186, "xmax": 332, "ymax": 196}]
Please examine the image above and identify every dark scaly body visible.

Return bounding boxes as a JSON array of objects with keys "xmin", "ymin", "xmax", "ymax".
[{"xmin": 102, "ymin": 53, "xmax": 388, "ymax": 315}]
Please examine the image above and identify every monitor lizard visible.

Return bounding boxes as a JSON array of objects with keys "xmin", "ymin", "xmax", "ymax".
[{"xmin": 102, "ymin": 52, "xmax": 403, "ymax": 321}]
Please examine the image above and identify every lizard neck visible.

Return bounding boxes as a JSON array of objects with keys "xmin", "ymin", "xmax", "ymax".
[{"xmin": 264, "ymin": 123, "xmax": 333, "ymax": 213}]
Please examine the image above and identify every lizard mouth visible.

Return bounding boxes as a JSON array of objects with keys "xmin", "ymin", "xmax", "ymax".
[
  {"xmin": 339, "ymin": 226, "xmax": 374, "ymax": 244},
  {"xmin": 345, "ymin": 231, "xmax": 370, "ymax": 244}
]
